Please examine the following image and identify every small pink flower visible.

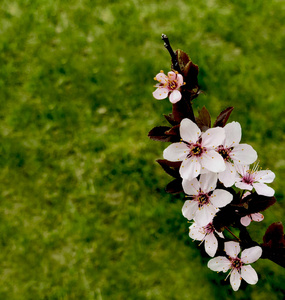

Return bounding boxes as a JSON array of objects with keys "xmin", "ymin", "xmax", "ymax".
[
  {"xmin": 163, "ymin": 118, "xmax": 226, "ymax": 181},
  {"xmin": 207, "ymin": 241, "xmax": 262, "ymax": 291},
  {"xmin": 182, "ymin": 173, "xmax": 233, "ymax": 226},
  {"xmin": 153, "ymin": 70, "xmax": 184, "ymax": 103},
  {"xmin": 189, "ymin": 221, "xmax": 224, "ymax": 257},
  {"xmin": 235, "ymin": 163, "xmax": 275, "ymax": 197},
  {"xmin": 240, "ymin": 213, "xmax": 264, "ymax": 227}
]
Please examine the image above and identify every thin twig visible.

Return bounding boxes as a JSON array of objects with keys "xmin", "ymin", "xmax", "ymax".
[{"xmin": 225, "ymin": 226, "xmax": 241, "ymax": 242}]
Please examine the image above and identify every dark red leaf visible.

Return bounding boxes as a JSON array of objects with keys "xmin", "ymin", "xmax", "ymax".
[
  {"xmin": 165, "ymin": 178, "xmax": 183, "ymax": 194},
  {"xmin": 262, "ymin": 222, "xmax": 285, "ymax": 247},
  {"xmin": 176, "ymin": 49, "xmax": 190, "ymax": 75},
  {"xmin": 164, "ymin": 113, "xmax": 178, "ymax": 126},
  {"xmin": 148, "ymin": 126, "xmax": 180, "ymax": 142},
  {"xmin": 195, "ymin": 106, "xmax": 211, "ymax": 131},
  {"xmin": 184, "ymin": 61, "xmax": 199, "ymax": 90},
  {"xmin": 156, "ymin": 159, "xmax": 181, "ymax": 178},
  {"xmin": 261, "ymin": 222, "xmax": 285, "ymax": 268},
  {"xmin": 213, "ymin": 107, "xmax": 234, "ymax": 127},
  {"xmin": 246, "ymin": 194, "xmax": 276, "ymax": 214},
  {"xmin": 165, "ymin": 124, "xmax": 180, "ymax": 136}
]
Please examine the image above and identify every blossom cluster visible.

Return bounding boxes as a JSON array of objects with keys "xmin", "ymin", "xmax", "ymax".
[
  {"xmin": 148, "ymin": 36, "xmax": 281, "ymax": 291},
  {"xmin": 160, "ymin": 107, "xmax": 273, "ymax": 290}
]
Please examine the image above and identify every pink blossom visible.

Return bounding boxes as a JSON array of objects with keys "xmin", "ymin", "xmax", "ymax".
[
  {"xmin": 163, "ymin": 118, "xmax": 226, "ymax": 181},
  {"xmin": 235, "ymin": 164, "xmax": 275, "ymax": 197},
  {"xmin": 189, "ymin": 221, "xmax": 224, "ymax": 257},
  {"xmin": 217, "ymin": 122, "xmax": 257, "ymax": 187},
  {"xmin": 153, "ymin": 70, "xmax": 184, "ymax": 103},
  {"xmin": 240, "ymin": 213, "xmax": 264, "ymax": 227},
  {"xmin": 182, "ymin": 173, "xmax": 233, "ymax": 226},
  {"xmin": 207, "ymin": 241, "xmax": 262, "ymax": 291}
]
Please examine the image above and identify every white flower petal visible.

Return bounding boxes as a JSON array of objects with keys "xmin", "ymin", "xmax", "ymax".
[
  {"xmin": 201, "ymin": 150, "xmax": 226, "ymax": 173},
  {"xmin": 253, "ymin": 182, "xmax": 275, "ymax": 197},
  {"xmin": 224, "ymin": 121, "xmax": 242, "ymax": 148},
  {"xmin": 207, "ymin": 257, "xmax": 231, "ymax": 272},
  {"xmin": 230, "ymin": 269, "xmax": 242, "ymax": 291},
  {"xmin": 235, "ymin": 181, "xmax": 253, "ymax": 191},
  {"xmin": 201, "ymin": 127, "xmax": 225, "ymax": 149},
  {"xmin": 225, "ymin": 241, "xmax": 240, "ymax": 258},
  {"xmin": 169, "ymin": 90, "xmax": 182, "ymax": 103},
  {"xmin": 180, "ymin": 118, "xmax": 201, "ymax": 143},
  {"xmin": 240, "ymin": 215, "xmax": 251, "ymax": 227},
  {"xmin": 231, "ymin": 144, "xmax": 257, "ymax": 165},
  {"xmin": 180, "ymin": 157, "xmax": 201, "ymax": 181},
  {"xmin": 241, "ymin": 265, "xmax": 258, "ymax": 285},
  {"xmin": 254, "ymin": 170, "xmax": 275, "ymax": 183},
  {"xmin": 163, "ymin": 142, "xmax": 188, "ymax": 162},
  {"xmin": 194, "ymin": 204, "xmax": 218, "ymax": 227},
  {"xmin": 210, "ymin": 189, "xmax": 233, "ymax": 208},
  {"xmin": 204, "ymin": 233, "xmax": 218, "ymax": 257},
  {"xmin": 177, "ymin": 74, "xmax": 184, "ymax": 86},
  {"xmin": 216, "ymin": 230, "xmax": 224, "ymax": 239},
  {"xmin": 189, "ymin": 223, "xmax": 205, "ymax": 241},
  {"xmin": 182, "ymin": 200, "xmax": 198, "ymax": 220},
  {"xmin": 218, "ymin": 162, "xmax": 237, "ymax": 187},
  {"xmin": 167, "ymin": 71, "xmax": 176, "ymax": 80},
  {"xmin": 152, "ymin": 87, "xmax": 169, "ymax": 99},
  {"xmin": 199, "ymin": 173, "xmax": 217, "ymax": 193},
  {"xmin": 182, "ymin": 178, "xmax": 200, "ymax": 196},
  {"xmin": 241, "ymin": 246, "xmax": 262, "ymax": 264},
  {"xmin": 251, "ymin": 213, "xmax": 264, "ymax": 222},
  {"xmin": 235, "ymin": 164, "xmax": 250, "ymax": 177},
  {"xmin": 155, "ymin": 72, "xmax": 168, "ymax": 84}
]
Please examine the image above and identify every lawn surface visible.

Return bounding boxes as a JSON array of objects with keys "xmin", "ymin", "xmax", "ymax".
[{"xmin": 0, "ymin": 0, "xmax": 284, "ymax": 299}]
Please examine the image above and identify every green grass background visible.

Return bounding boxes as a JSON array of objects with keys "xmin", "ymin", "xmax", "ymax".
[{"xmin": 0, "ymin": 0, "xmax": 284, "ymax": 299}]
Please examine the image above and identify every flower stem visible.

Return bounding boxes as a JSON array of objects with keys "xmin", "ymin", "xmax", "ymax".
[
  {"xmin": 161, "ymin": 34, "xmax": 181, "ymax": 73},
  {"xmin": 225, "ymin": 226, "xmax": 241, "ymax": 242}
]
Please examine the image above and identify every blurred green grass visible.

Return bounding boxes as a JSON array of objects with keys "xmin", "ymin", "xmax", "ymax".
[{"xmin": 0, "ymin": 0, "xmax": 284, "ymax": 299}]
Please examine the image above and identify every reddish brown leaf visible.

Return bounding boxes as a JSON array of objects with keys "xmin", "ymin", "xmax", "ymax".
[
  {"xmin": 165, "ymin": 178, "xmax": 183, "ymax": 194},
  {"xmin": 261, "ymin": 222, "xmax": 285, "ymax": 268},
  {"xmin": 184, "ymin": 61, "xmax": 199, "ymax": 90},
  {"xmin": 263, "ymin": 222, "xmax": 285, "ymax": 247},
  {"xmin": 148, "ymin": 126, "xmax": 180, "ymax": 142},
  {"xmin": 156, "ymin": 159, "xmax": 181, "ymax": 178},
  {"xmin": 246, "ymin": 194, "xmax": 276, "ymax": 214},
  {"xmin": 165, "ymin": 124, "xmax": 180, "ymax": 136},
  {"xmin": 164, "ymin": 113, "xmax": 178, "ymax": 126},
  {"xmin": 213, "ymin": 107, "xmax": 234, "ymax": 127},
  {"xmin": 176, "ymin": 49, "xmax": 190, "ymax": 75},
  {"xmin": 195, "ymin": 106, "xmax": 211, "ymax": 131}
]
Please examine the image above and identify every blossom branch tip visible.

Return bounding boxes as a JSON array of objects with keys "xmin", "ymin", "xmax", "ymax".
[{"xmin": 160, "ymin": 34, "xmax": 180, "ymax": 72}]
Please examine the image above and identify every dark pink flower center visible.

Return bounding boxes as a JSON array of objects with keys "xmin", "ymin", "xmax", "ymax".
[
  {"xmin": 188, "ymin": 143, "xmax": 204, "ymax": 157},
  {"xmin": 217, "ymin": 146, "xmax": 232, "ymax": 162},
  {"xmin": 204, "ymin": 222, "xmax": 215, "ymax": 234},
  {"xmin": 168, "ymin": 79, "xmax": 178, "ymax": 90},
  {"xmin": 231, "ymin": 258, "xmax": 243, "ymax": 270},
  {"xmin": 197, "ymin": 193, "xmax": 210, "ymax": 207},
  {"xmin": 242, "ymin": 173, "xmax": 254, "ymax": 185}
]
